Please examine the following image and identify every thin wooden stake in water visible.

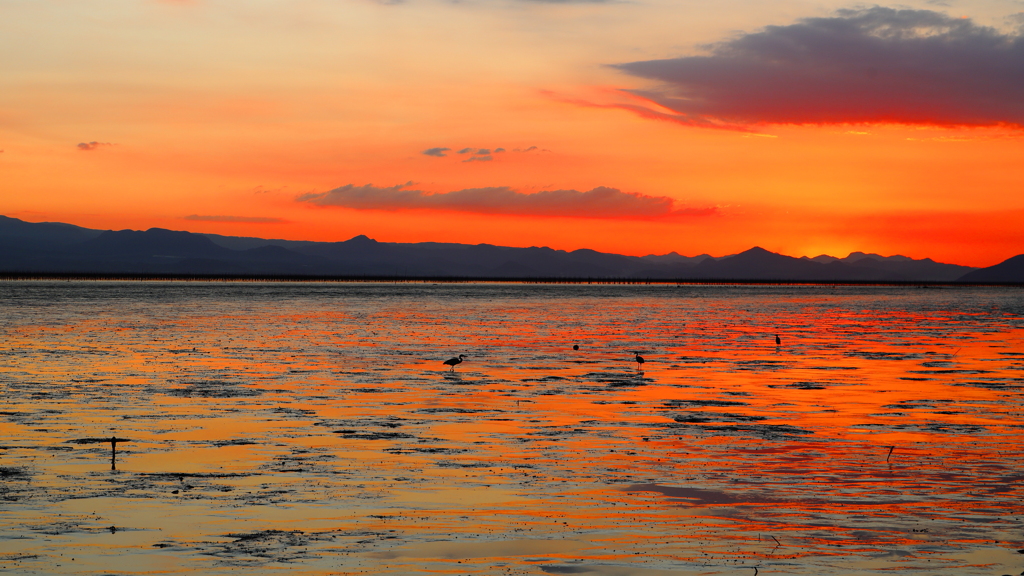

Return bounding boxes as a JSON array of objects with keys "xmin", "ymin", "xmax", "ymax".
[
  {"xmin": 72, "ymin": 436, "xmax": 132, "ymax": 470},
  {"xmin": 887, "ymin": 445, "xmax": 896, "ymax": 462}
]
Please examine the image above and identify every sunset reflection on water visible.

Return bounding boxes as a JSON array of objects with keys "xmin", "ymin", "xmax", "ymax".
[{"xmin": 0, "ymin": 282, "xmax": 1022, "ymax": 575}]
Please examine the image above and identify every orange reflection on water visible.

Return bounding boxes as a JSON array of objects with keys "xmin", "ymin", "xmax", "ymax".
[{"xmin": 0, "ymin": 282, "xmax": 1022, "ymax": 575}]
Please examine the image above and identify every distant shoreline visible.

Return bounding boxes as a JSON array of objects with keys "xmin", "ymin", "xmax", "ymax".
[{"xmin": 0, "ymin": 272, "xmax": 1021, "ymax": 287}]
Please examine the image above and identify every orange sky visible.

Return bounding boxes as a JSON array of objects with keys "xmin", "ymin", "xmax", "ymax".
[{"xmin": 1, "ymin": 0, "xmax": 1022, "ymax": 267}]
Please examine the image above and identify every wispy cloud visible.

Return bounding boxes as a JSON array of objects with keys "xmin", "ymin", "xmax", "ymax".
[
  {"xmin": 613, "ymin": 7, "xmax": 1024, "ymax": 128},
  {"xmin": 297, "ymin": 183, "xmax": 716, "ymax": 220},
  {"xmin": 423, "ymin": 145, "xmax": 541, "ymax": 158},
  {"xmin": 183, "ymin": 215, "xmax": 287, "ymax": 223},
  {"xmin": 77, "ymin": 141, "xmax": 113, "ymax": 151}
]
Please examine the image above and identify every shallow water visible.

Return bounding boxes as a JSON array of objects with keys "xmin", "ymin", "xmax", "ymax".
[{"xmin": 1, "ymin": 281, "xmax": 1022, "ymax": 575}]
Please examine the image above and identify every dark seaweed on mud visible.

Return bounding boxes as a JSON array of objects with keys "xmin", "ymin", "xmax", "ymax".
[
  {"xmin": 846, "ymin": 351, "xmax": 923, "ymax": 361},
  {"xmin": 334, "ymin": 431, "xmax": 417, "ymax": 440},
  {"xmin": 673, "ymin": 412, "xmax": 767, "ymax": 423},
  {"xmin": 732, "ymin": 360, "xmax": 795, "ymax": 371},
  {"xmin": 662, "ymin": 399, "xmax": 749, "ymax": 408},
  {"xmin": 767, "ymin": 382, "xmax": 827, "ymax": 389},
  {"xmin": 664, "ymin": 422, "xmax": 813, "ymax": 439},
  {"xmin": 853, "ymin": 423, "xmax": 988, "ymax": 434},
  {"xmin": 581, "ymin": 372, "xmax": 652, "ymax": 387},
  {"xmin": 166, "ymin": 380, "xmax": 263, "ymax": 398}
]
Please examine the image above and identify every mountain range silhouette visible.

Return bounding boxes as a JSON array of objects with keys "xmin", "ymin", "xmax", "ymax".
[{"xmin": 1, "ymin": 215, "xmax": 1020, "ymax": 282}]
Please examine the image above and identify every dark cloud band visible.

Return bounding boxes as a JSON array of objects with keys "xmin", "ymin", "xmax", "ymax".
[
  {"xmin": 297, "ymin": 184, "xmax": 714, "ymax": 219},
  {"xmin": 614, "ymin": 7, "xmax": 1024, "ymax": 127}
]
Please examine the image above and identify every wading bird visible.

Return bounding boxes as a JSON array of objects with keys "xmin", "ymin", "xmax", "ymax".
[
  {"xmin": 634, "ymin": 352, "xmax": 645, "ymax": 371},
  {"xmin": 775, "ymin": 334, "xmax": 781, "ymax": 346},
  {"xmin": 443, "ymin": 354, "xmax": 466, "ymax": 372}
]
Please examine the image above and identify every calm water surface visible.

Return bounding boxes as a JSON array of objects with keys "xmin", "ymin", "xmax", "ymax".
[{"xmin": 1, "ymin": 282, "xmax": 1022, "ymax": 575}]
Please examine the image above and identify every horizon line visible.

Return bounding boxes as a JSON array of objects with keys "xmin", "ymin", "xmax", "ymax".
[{"xmin": 0, "ymin": 272, "xmax": 1019, "ymax": 287}]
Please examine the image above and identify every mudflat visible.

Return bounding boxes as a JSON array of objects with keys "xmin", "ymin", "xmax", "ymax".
[{"xmin": 1, "ymin": 282, "xmax": 1022, "ymax": 575}]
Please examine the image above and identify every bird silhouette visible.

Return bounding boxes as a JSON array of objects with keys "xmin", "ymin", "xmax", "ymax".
[
  {"xmin": 634, "ymin": 352, "xmax": 645, "ymax": 371},
  {"xmin": 775, "ymin": 334, "xmax": 781, "ymax": 346},
  {"xmin": 443, "ymin": 354, "xmax": 466, "ymax": 372},
  {"xmin": 572, "ymin": 344, "xmax": 579, "ymax": 351}
]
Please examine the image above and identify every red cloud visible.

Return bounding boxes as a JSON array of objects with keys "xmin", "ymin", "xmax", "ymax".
[{"xmin": 297, "ymin": 184, "xmax": 716, "ymax": 220}]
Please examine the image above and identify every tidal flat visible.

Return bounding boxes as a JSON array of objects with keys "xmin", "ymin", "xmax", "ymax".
[{"xmin": 0, "ymin": 281, "xmax": 1022, "ymax": 575}]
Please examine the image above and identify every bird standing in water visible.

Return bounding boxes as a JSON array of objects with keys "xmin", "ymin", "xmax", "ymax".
[
  {"xmin": 634, "ymin": 352, "xmax": 645, "ymax": 371},
  {"xmin": 775, "ymin": 334, "xmax": 781, "ymax": 346},
  {"xmin": 443, "ymin": 354, "xmax": 466, "ymax": 372}
]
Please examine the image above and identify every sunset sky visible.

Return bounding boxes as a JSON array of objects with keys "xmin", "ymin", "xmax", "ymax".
[{"xmin": 2, "ymin": 0, "xmax": 1023, "ymax": 266}]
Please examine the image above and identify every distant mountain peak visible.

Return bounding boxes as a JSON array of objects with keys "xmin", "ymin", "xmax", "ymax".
[
  {"xmin": 345, "ymin": 234, "xmax": 377, "ymax": 245},
  {"xmin": 807, "ymin": 254, "xmax": 840, "ymax": 264}
]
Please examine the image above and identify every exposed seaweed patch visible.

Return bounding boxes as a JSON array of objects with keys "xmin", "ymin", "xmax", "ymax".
[
  {"xmin": 315, "ymin": 417, "xmax": 407, "ymax": 428},
  {"xmin": 166, "ymin": 380, "xmax": 263, "ymax": 398},
  {"xmin": 663, "ymin": 399, "xmax": 748, "ymax": 408},
  {"xmin": 384, "ymin": 446, "xmax": 467, "ymax": 454},
  {"xmin": 415, "ymin": 408, "xmax": 497, "ymax": 414},
  {"xmin": 334, "ymin": 431, "xmax": 416, "ymax": 440},
  {"xmin": 541, "ymin": 566, "xmax": 593, "ymax": 574},
  {"xmin": 673, "ymin": 412, "xmax": 766, "ymax": 423},
  {"xmin": 622, "ymin": 483, "xmax": 784, "ymax": 506},
  {"xmin": 436, "ymin": 460, "xmax": 497, "ymax": 468},
  {"xmin": 26, "ymin": 518, "xmax": 119, "ymax": 535},
  {"xmin": 606, "ymin": 379, "xmax": 651, "ymax": 387},
  {"xmin": 0, "ymin": 466, "xmax": 30, "ymax": 478},
  {"xmin": 733, "ymin": 360, "xmax": 793, "ymax": 371},
  {"xmin": 908, "ymin": 369, "xmax": 991, "ymax": 375},
  {"xmin": 140, "ymin": 472, "xmax": 253, "ymax": 479},
  {"xmin": 271, "ymin": 406, "xmax": 315, "ymax": 417},
  {"xmin": 522, "ymin": 376, "xmax": 570, "ymax": 382},
  {"xmin": 881, "ymin": 399, "xmax": 958, "ymax": 410},
  {"xmin": 853, "ymin": 423, "xmax": 988, "ymax": 434},
  {"xmin": 665, "ymin": 422, "xmax": 813, "ymax": 439},
  {"xmin": 580, "ymin": 372, "xmax": 651, "ymax": 387},
  {"xmin": 207, "ymin": 530, "xmax": 315, "ymax": 563},
  {"xmin": 767, "ymin": 382, "xmax": 826, "ymax": 390},
  {"xmin": 211, "ymin": 439, "xmax": 259, "ymax": 447},
  {"xmin": 846, "ymin": 351, "xmax": 922, "ymax": 361},
  {"xmin": 527, "ymin": 426, "xmax": 589, "ymax": 437},
  {"xmin": 676, "ymin": 356, "xmax": 722, "ymax": 364},
  {"xmin": 949, "ymin": 379, "xmax": 1023, "ymax": 390}
]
